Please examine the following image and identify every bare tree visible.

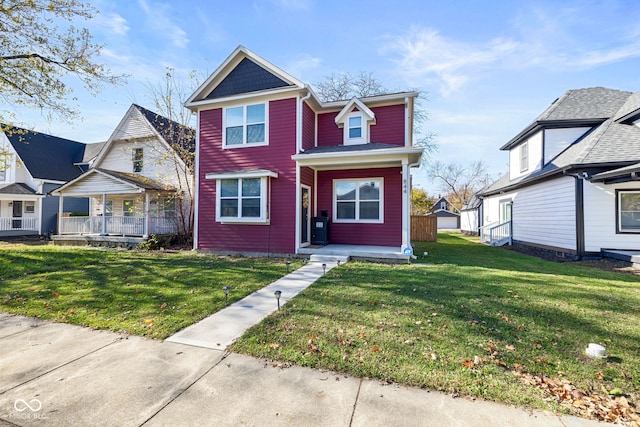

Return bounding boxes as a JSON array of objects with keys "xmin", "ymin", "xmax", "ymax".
[
  {"xmin": 0, "ymin": 0, "xmax": 125, "ymax": 124},
  {"xmin": 427, "ymin": 160, "xmax": 491, "ymax": 211},
  {"xmin": 313, "ymin": 72, "xmax": 438, "ymax": 156}
]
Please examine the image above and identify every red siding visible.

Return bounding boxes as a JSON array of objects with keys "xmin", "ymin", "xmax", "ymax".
[
  {"xmin": 317, "ymin": 111, "xmax": 342, "ymax": 147},
  {"xmin": 317, "ymin": 104, "xmax": 406, "ymax": 147},
  {"xmin": 197, "ymin": 98, "xmax": 298, "ymax": 253},
  {"xmin": 302, "ymin": 102, "xmax": 315, "ymax": 150},
  {"xmin": 369, "ymin": 104, "xmax": 405, "ymax": 146},
  {"xmin": 316, "ymin": 168, "xmax": 402, "ymax": 246}
]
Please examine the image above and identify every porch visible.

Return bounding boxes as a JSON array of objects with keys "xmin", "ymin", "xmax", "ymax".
[
  {"xmin": 480, "ymin": 221, "xmax": 512, "ymax": 246},
  {"xmin": 0, "ymin": 216, "xmax": 39, "ymax": 236},
  {"xmin": 298, "ymin": 244, "xmax": 408, "ymax": 263},
  {"xmin": 57, "ymin": 215, "xmax": 178, "ymax": 237}
]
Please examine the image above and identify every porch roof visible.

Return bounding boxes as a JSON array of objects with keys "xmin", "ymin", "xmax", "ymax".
[
  {"xmin": 52, "ymin": 168, "xmax": 176, "ymax": 197},
  {"xmin": 292, "ymin": 143, "xmax": 423, "ymax": 170},
  {"xmin": 0, "ymin": 183, "xmax": 39, "ymax": 195}
]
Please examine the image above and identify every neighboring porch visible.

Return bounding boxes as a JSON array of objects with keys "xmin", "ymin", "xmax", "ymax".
[
  {"xmin": 298, "ymin": 244, "xmax": 408, "ymax": 263},
  {"xmin": 52, "ymin": 169, "xmax": 184, "ymax": 244},
  {"xmin": 0, "ymin": 184, "xmax": 43, "ymax": 236},
  {"xmin": 480, "ymin": 221, "xmax": 512, "ymax": 246}
]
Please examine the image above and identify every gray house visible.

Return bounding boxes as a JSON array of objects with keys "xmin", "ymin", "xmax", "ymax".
[
  {"xmin": 0, "ymin": 125, "xmax": 101, "ymax": 236},
  {"xmin": 480, "ymin": 87, "xmax": 640, "ymax": 260}
]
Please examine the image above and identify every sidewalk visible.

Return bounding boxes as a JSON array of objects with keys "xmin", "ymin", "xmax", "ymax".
[
  {"xmin": 166, "ymin": 255, "xmax": 346, "ymax": 349},
  {"xmin": 0, "ymin": 313, "xmax": 610, "ymax": 427}
]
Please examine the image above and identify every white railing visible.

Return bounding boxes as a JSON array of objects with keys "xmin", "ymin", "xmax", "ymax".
[
  {"xmin": 0, "ymin": 217, "xmax": 38, "ymax": 232},
  {"xmin": 480, "ymin": 221, "xmax": 512, "ymax": 246},
  {"xmin": 59, "ymin": 216, "xmax": 179, "ymax": 236}
]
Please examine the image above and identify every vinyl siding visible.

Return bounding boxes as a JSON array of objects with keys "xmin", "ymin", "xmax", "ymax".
[
  {"xmin": 302, "ymin": 102, "xmax": 315, "ymax": 150},
  {"xmin": 509, "ymin": 130, "xmax": 543, "ymax": 180},
  {"xmin": 316, "ymin": 168, "xmax": 401, "ymax": 246},
  {"xmin": 460, "ymin": 209, "xmax": 479, "ymax": 234},
  {"xmin": 543, "ymin": 127, "xmax": 591, "ymax": 164},
  {"xmin": 511, "ymin": 176, "xmax": 576, "ymax": 250},
  {"xmin": 584, "ymin": 181, "xmax": 640, "ymax": 252},
  {"xmin": 317, "ymin": 105, "xmax": 406, "ymax": 147},
  {"xmin": 197, "ymin": 97, "xmax": 298, "ymax": 253}
]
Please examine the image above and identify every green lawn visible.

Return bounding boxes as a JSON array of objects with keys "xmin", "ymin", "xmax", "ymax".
[
  {"xmin": 0, "ymin": 243, "xmax": 301, "ymax": 339},
  {"xmin": 232, "ymin": 233, "xmax": 640, "ymax": 421}
]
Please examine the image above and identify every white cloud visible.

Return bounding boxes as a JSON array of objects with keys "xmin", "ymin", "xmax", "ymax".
[
  {"xmin": 137, "ymin": 0, "xmax": 189, "ymax": 49},
  {"xmin": 284, "ymin": 53, "xmax": 322, "ymax": 81},
  {"xmin": 94, "ymin": 12, "xmax": 129, "ymax": 36},
  {"xmin": 381, "ymin": 28, "xmax": 518, "ymax": 97}
]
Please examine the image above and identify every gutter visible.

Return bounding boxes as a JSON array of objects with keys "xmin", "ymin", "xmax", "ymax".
[{"xmin": 563, "ymin": 170, "xmax": 585, "ymax": 260}]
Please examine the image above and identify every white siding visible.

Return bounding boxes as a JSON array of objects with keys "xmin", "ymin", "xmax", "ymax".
[
  {"xmin": 483, "ymin": 191, "xmax": 517, "ymax": 225},
  {"xmin": 111, "ymin": 109, "xmax": 154, "ymax": 141},
  {"xmin": 509, "ymin": 130, "xmax": 543, "ymax": 180},
  {"xmin": 461, "ymin": 209, "xmax": 478, "ymax": 233},
  {"xmin": 61, "ymin": 172, "xmax": 138, "ymax": 196},
  {"xmin": 512, "ymin": 176, "xmax": 576, "ymax": 250},
  {"xmin": 584, "ymin": 182, "xmax": 640, "ymax": 252},
  {"xmin": 544, "ymin": 127, "xmax": 591, "ymax": 164}
]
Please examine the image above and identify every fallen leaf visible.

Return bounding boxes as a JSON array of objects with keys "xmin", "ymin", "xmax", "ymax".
[
  {"xmin": 596, "ymin": 372, "xmax": 604, "ymax": 380},
  {"xmin": 159, "ymin": 303, "xmax": 168, "ymax": 311},
  {"xmin": 505, "ymin": 344, "xmax": 516, "ymax": 351},
  {"xmin": 144, "ymin": 319, "xmax": 154, "ymax": 326},
  {"xmin": 269, "ymin": 343, "xmax": 280, "ymax": 350},
  {"xmin": 371, "ymin": 346, "xmax": 380, "ymax": 352},
  {"xmin": 462, "ymin": 359, "xmax": 475, "ymax": 368}
]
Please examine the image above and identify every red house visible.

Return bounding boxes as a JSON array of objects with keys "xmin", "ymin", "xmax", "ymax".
[{"xmin": 186, "ymin": 46, "xmax": 423, "ymax": 260}]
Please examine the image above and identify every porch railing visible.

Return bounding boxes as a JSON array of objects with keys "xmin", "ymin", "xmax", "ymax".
[
  {"xmin": 59, "ymin": 216, "xmax": 179, "ymax": 237},
  {"xmin": 480, "ymin": 221, "xmax": 512, "ymax": 246},
  {"xmin": 0, "ymin": 217, "xmax": 38, "ymax": 232}
]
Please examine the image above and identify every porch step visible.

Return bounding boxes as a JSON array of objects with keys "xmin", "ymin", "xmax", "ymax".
[{"xmin": 309, "ymin": 254, "xmax": 350, "ymax": 265}]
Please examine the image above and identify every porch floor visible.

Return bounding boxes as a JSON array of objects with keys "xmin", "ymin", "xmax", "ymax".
[{"xmin": 298, "ymin": 244, "xmax": 407, "ymax": 263}]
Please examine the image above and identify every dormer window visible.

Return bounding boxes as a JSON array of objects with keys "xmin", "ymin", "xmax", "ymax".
[
  {"xmin": 335, "ymin": 97, "xmax": 376, "ymax": 146},
  {"xmin": 348, "ymin": 116, "xmax": 362, "ymax": 139},
  {"xmin": 520, "ymin": 142, "xmax": 528, "ymax": 173}
]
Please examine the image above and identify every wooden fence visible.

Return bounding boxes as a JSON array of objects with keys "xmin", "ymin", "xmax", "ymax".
[{"xmin": 411, "ymin": 215, "xmax": 437, "ymax": 242}]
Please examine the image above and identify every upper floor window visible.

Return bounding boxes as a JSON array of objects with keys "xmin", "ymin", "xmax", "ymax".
[
  {"xmin": 224, "ymin": 103, "xmax": 267, "ymax": 147},
  {"xmin": 520, "ymin": 142, "xmax": 528, "ymax": 173},
  {"xmin": 348, "ymin": 116, "xmax": 362, "ymax": 139},
  {"xmin": 344, "ymin": 113, "xmax": 366, "ymax": 145},
  {"xmin": 0, "ymin": 152, "xmax": 8, "ymax": 181},
  {"xmin": 440, "ymin": 201, "xmax": 447, "ymax": 210},
  {"xmin": 133, "ymin": 148, "xmax": 143, "ymax": 173}
]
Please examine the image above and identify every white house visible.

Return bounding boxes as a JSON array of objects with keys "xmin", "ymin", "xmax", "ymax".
[
  {"xmin": 0, "ymin": 125, "xmax": 96, "ymax": 237},
  {"xmin": 52, "ymin": 104, "xmax": 195, "ymax": 246},
  {"xmin": 480, "ymin": 87, "xmax": 640, "ymax": 260}
]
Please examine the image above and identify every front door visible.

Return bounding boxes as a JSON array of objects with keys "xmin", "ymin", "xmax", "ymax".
[
  {"xmin": 12, "ymin": 201, "xmax": 22, "ymax": 229},
  {"xmin": 301, "ymin": 186, "xmax": 310, "ymax": 245}
]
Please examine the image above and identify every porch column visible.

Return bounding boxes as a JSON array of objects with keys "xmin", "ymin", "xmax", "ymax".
[
  {"xmin": 57, "ymin": 194, "xmax": 64, "ymax": 235},
  {"xmin": 401, "ymin": 160, "xmax": 410, "ymax": 250},
  {"xmin": 143, "ymin": 192, "xmax": 150, "ymax": 238},
  {"xmin": 101, "ymin": 193, "xmax": 107, "ymax": 235}
]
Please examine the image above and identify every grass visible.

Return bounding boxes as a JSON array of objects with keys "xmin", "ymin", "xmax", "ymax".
[
  {"xmin": 0, "ymin": 243, "xmax": 301, "ymax": 339},
  {"xmin": 231, "ymin": 233, "xmax": 640, "ymax": 415}
]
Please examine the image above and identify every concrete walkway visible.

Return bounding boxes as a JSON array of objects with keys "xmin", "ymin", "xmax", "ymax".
[
  {"xmin": 0, "ymin": 313, "xmax": 611, "ymax": 427},
  {"xmin": 166, "ymin": 255, "xmax": 347, "ymax": 349}
]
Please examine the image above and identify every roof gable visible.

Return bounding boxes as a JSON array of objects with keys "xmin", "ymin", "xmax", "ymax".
[
  {"xmin": 186, "ymin": 45, "xmax": 305, "ymax": 106},
  {"xmin": 334, "ymin": 97, "xmax": 376, "ymax": 127},
  {"xmin": 3, "ymin": 125, "xmax": 86, "ymax": 182}
]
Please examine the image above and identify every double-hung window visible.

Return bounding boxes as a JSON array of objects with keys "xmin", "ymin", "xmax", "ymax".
[
  {"xmin": 208, "ymin": 170, "xmax": 278, "ymax": 224},
  {"xmin": 519, "ymin": 142, "xmax": 528, "ymax": 173},
  {"xmin": 224, "ymin": 103, "xmax": 267, "ymax": 147},
  {"xmin": 334, "ymin": 178, "xmax": 383, "ymax": 222},
  {"xmin": 617, "ymin": 190, "xmax": 640, "ymax": 233},
  {"xmin": 133, "ymin": 148, "xmax": 143, "ymax": 173}
]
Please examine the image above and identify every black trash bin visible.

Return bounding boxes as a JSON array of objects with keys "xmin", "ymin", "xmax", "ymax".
[{"xmin": 311, "ymin": 216, "xmax": 330, "ymax": 245}]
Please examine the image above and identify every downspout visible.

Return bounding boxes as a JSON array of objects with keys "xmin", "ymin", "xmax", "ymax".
[{"xmin": 563, "ymin": 171, "xmax": 585, "ymax": 260}]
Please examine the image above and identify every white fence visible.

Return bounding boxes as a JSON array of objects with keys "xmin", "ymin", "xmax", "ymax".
[
  {"xmin": 0, "ymin": 217, "xmax": 38, "ymax": 232},
  {"xmin": 59, "ymin": 216, "xmax": 179, "ymax": 236}
]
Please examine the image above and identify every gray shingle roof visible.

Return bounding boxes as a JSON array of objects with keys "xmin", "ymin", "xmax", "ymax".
[
  {"xmin": 0, "ymin": 183, "xmax": 37, "ymax": 195},
  {"xmin": 535, "ymin": 87, "xmax": 631, "ymax": 121},
  {"xmin": 300, "ymin": 142, "xmax": 400, "ymax": 155},
  {"xmin": 97, "ymin": 168, "xmax": 176, "ymax": 191}
]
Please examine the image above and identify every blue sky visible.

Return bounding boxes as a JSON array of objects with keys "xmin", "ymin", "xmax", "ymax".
[{"xmin": 12, "ymin": 0, "xmax": 640, "ymax": 194}]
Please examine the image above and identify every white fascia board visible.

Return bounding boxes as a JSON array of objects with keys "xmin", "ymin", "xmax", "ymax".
[
  {"xmin": 205, "ymin": 169, "xmax": 279, "ymax": 180},
  {"xmin": 334, "ymin": 97, "xmax": 376, "ymax": 126},
  {"xmin": 321, "ymin": 92, "xmax": 420, "ymax": 109},
  {"xmin": 186, "ymin": 87, "xmax": 304, "ymax": 111},
  {"xmin": 292, "ymin": 148, "xmax": 423, "ymax": 168}
]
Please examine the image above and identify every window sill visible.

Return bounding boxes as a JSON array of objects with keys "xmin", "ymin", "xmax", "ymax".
[
  {"xmin": 222, "ymin": 142, "xmax": 269, "ymax": 149},
  {"xmin": 333, "ymin": 219, "xmax": 383, "ymax": 224},
  {"xmin": 219, "ymin": 218, "xmax": 270, "ymax": 225}
]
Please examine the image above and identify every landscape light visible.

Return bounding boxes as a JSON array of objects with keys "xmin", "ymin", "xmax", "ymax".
[
  {"xmin": 274, "ymin": 290, "xmax": 282, "ymax": 310},
  {"xmin": 223, "ymin": 286, "xmax": 230, "ymax": 305},
  {"xmin": 322, "ymin": 263, "xmax": 326, "ymax": 275}
]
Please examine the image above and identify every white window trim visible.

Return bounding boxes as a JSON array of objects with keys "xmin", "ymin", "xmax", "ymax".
[
  {"xmin": 132, "ymin": 148, "xmax": 143, "ymax": 173},
  {"xmin": 222, "ymin": 102, "xmax": 269, "ymax": 149},
  {"xmin": 617, "ymin": 190, "xmax": 640, "ymax": 233},
  {"xmin": 333, "ymin": 177, "xmax": 384, "ymax": 224},
  {"xmin": 519, "ymin": 142, "xmax": 528, "ymax": 173},
  {"xmin": 343, "ymin": 112, "xmax": 367, "ymax": 146}
]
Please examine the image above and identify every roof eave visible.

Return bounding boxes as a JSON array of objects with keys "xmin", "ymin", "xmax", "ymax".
[{"xmin": 499, "ymin": 119, "xmax": 606, "ymax": 151}]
